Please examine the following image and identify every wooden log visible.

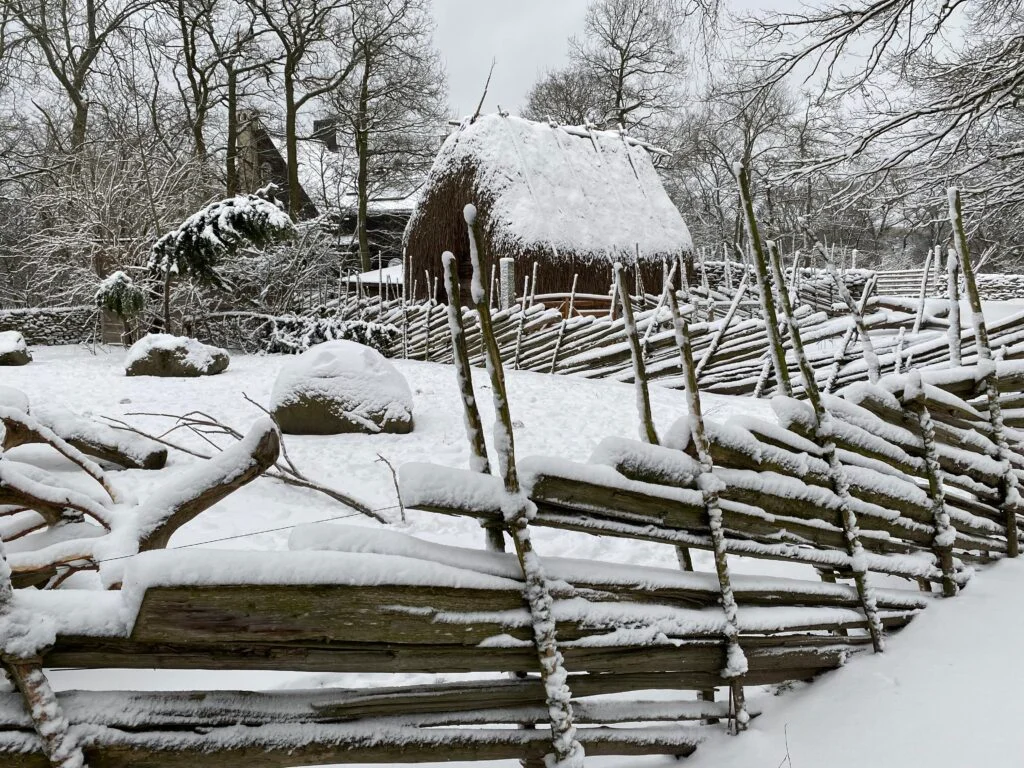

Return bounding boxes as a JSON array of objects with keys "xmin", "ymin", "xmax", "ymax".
[{"xmin": 136, "ymin": 420, "xmax": 279, "ymax": 552}]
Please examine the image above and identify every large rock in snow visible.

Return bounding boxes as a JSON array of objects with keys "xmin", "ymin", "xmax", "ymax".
[
  {"xmin": 271, "ymin": 340, "xmax": 413, "ymax": 435},
  {"xmin": 125, "ymin": 334, "xmax": 230, "ymax": 377},
  {"xmin": 0, "ymin": 386, "xmax": 29, "ymax": 413},
  {"xmin": 0, "ymin": 331, "xmax": 31, "ymax": 366}
]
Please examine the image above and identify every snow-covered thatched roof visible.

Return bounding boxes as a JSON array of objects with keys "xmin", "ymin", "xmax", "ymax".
[{"xmin": 407, "ymin": 114, "xmax": 692, "ymax": 263}]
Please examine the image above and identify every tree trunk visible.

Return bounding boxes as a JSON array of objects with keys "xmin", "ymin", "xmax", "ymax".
[
  {"xmin": 284, "ymin": 67, "xmax": 301, "ymax": 220},
  {"xmin": 162, "ymin": 272, "xmax": 173, "ymax": 335},
  {"xmin": 71, "ymin": 98, "xmax": 89, "ymax": 150},
  {"xmin": 226, "ymin": 68, "xmax": 238, "ymax": 197},
  {"xmin": 356, "ymin": 61, "xmax": 372, "ymax": 273}
]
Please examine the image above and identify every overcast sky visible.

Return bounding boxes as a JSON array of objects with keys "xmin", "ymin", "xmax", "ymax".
[
  {"xmin": 433, "ymin": 0, "xmax": 592, "ymax": 118},
  {"xmin": 431, "ymin": 0, "xmax": 786, "ymax": 118}
]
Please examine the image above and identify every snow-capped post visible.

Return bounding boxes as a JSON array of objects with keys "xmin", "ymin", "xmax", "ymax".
[
  {"xmin": 549, "ymin": 274, "xmax": 578, "ymax": 374},
  {"xmin": 821, "ymin": 243, "xmax": 880, "ymax": 383},
  {"xmin": 149, "ymin": 186, "xmax": 294, "ymax": 335},
  {"xmin": 903, "ymin": 370, "xmax": 959, "ymax": 596},
  {"xmin": 529, "ymin": 261, "xmax": 539, "ymax": 307},
  {"xmin": 463, "ymin": 203, "xmax": 584, "ymax": 767},
  {"xmin": 766, "ymin": 241, "xmax": 886, "ymax": 652},
  {"xmin": 734, "ymin": 161, "xmax": 792, "ymax": 397},
  {"xmin": 615, "ymin": 263, "xmax": 659, "ymax": 445},
  {"xmin": 441, "ymin": 251, "xmax": 502, "ymax": 552},
  {"xmin": 499, "ymin": 258, "xmax": 515, "ymax": 311},
  {"xmin": 947, "ymin": 247, "xmax": 962, "ymax": 366},
  {"xmin": 665, "ymin": 279, "xmax": 749, "ymax": 732},
  {"xmin": 0, "ymin": 537, "xmax": 87, "ymax": 768},
  {"xmin": 948, "ymin": 187, "xmax": 1020, "ymax": 558},
  {"xmin": 912, "ymin": 248, "xmax": 934, "ymax": 336}
]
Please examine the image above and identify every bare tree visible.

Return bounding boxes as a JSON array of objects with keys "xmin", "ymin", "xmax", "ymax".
[
  {"xmin": 748, "ymin": 0, "xmax": 1024, "ymax": 261},
  {"xmin": 7, "ymin": 0, "xmax": 156, "ymax": 149},
  {"xmin": 521, "ymin": 64, "xmax": 609, "ymax": 125},
  {"xmin": 245, "ymin": 0, "xmax": 357, "ymax": 218},
  {"xmin": 330, "ymin": 0, "xmax": 446, "ymax": 271},
  {"xmin": 569, "ymin": 0, "xmax": 688, "ymax": 132}
]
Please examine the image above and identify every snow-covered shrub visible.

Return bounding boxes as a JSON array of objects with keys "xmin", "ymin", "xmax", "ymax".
[
  {"xmin": 95, "ymin": 271, "xmax": 145, "ymax": 344},
  {"xmin": 270, "ymin": 340, "xmax": 413, "ymax": 435},
  {"xmin": 262, "ymin": 316, "xmax": 399, "ymax": 356},
  {"xmin": 95, "ymin": 271, "xmax": 145, "ymax": 316}
]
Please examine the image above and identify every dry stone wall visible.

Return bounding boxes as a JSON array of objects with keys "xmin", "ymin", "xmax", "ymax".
[{"xmin": 0, "ymin": 306, "xmax": 97, "ymax": 346}]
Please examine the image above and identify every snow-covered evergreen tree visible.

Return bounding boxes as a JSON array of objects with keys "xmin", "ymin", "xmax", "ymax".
[
  {"xmin": 149, "ymin": 185, "xmax": 295, "ymax": 332},
  {"xmin": 95, "ymin": 270, "xmax": 145, "ymax": 344}
]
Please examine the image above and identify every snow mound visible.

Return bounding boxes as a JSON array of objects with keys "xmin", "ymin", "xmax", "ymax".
[
  {"xmin": 0, "ymin": 331, "xmax": 31, "ymax": 366},
  {"xmin": 125, "ymin": 334, "xmax": 229, "ymax": 377},
  {"xmin": 270, "ymin": 340, "xmax": 413, "ymax": 435},
  {"xmin": 0, "ymin": 386, "xmax": 29, "ymax": 413}
]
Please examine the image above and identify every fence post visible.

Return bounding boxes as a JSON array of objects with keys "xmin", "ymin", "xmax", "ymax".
[
  {"xmin": 767, "ymin": 240, "xmax": 885, "ymax": 652},
  {"xmin": 0, "ymin": 538, "xmax": 87, "ymax": 767},
  {"xmin": 666, "ymin": 281, "xmax": 748, "ymax": 732},
  {"xmin": 549, "ymin": 274, "xmax": 578, "ymax": 374},
  {"xmin": 949, "ymin": 187, "xmax": 1020, "ymax": 558},
  {"xmin": 947, "ymin": 247, "xmax": 962, "ymax": 366},
  {"xmin": 441, "ymin": 252, "xmax": 503, "ymax": 552},
  {"xmin": 615, "ymin": 263, "xmax": 658, "ymax": 445},
  {"xmin": 735, "ymin": 161, "xmax": 792, "ymax": 396},
  {"xmin": 903, "ymin": 370, "xmax": 959, "ymax": 596},
  {"xmin": 500, "ymin": 258, "xmax": 515, "ymax": 311},
  {"xmin": 464, "ymin": 203, "xmax": 584, "ymax": 767}
]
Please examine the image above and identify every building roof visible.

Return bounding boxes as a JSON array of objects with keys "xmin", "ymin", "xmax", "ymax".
[
  {"xmin": 264, "ymin": 134, "xmax": 420, "ymax": 217},
  {"xmin": 408, "ymin": 114, "xmax": 692, "ymax": 263}
]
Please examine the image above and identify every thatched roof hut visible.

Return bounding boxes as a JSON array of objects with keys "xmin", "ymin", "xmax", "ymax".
[{"xmin": 403, "ymin": 114, "xmax": 692, "ymax": 303}]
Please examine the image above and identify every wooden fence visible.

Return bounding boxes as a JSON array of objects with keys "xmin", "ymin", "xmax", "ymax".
[{"xmin": 3, "ymin": 362, "xmax": 1018, "ymax": 766}]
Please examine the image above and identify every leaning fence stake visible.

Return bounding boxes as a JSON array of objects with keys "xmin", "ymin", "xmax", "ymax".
[
  {"xmin": 666, "ymin": 279, "xmax": 748, "ymax": 732},
  {"xmin": 616, "ymin": 263, "xmax": 659, "ymax": 445},
  {"xmin": 767, "ymin": 240, "xmax": 885, "ymax": 652},
  {"xmin": 442, "ymin": 251, "xmax": 502, "ymax": 552},
  {"xmin": 903, "ymin": 370, "xmax": 959, "ymax": 596},
  {"xmin": 949, "ymin": 187, "xmax": 1020, "ymax": 558},
  {"xmin": 464, "ymin": 203, "xmax": 584, "ymax": 766},
  {"xmin": 735, "ymin": 161, "xmax": 792, "ymax": 396}
]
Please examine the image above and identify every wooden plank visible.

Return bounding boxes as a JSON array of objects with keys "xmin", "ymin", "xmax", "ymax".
[
  {"xmin": 0, "ymin": 726, "xmax": 704, "ymax": 768},
  {"xmin": 44, "ymin": 636, "xmax": 857, "ymax": 680}
]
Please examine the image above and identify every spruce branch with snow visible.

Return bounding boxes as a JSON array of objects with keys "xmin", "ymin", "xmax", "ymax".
[{"xmin": 148, "ymin": 188, "xmax": 295, "ymax": 333}]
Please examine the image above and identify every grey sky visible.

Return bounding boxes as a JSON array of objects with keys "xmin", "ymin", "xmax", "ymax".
[
  {"xmin": 432, "ymin": 0, "xmax": 785, "ymax": 118},
  {"xmin": 433, "ymin": 0, "xmax": 591, "ymax": 118}
]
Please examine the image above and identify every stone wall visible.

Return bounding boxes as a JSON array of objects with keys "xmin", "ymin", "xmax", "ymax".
[{"xmin": 0, "ymin": 306, "xmax": 98, "ymax": 346}]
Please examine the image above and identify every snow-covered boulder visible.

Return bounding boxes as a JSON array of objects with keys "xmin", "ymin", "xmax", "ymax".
[
  {"xmin": 125, "ymin": 334, "xmax": 230, "ymax": 377},
  {"xmin": 0, "ymin": 331, "xmax": 31, "ymax": 366},
  {"xmin": 0, "ymin": 386, "xmax": 29, "ymax": 413},
  {"xmin": 270, "ymin": 340, "xmax": 413, "ymax": 435}
]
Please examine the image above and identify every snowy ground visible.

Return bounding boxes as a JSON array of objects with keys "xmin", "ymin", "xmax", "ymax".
[{"xmin": 2, "ymin": 345, "xmax": 1021, "ymax": 767}]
